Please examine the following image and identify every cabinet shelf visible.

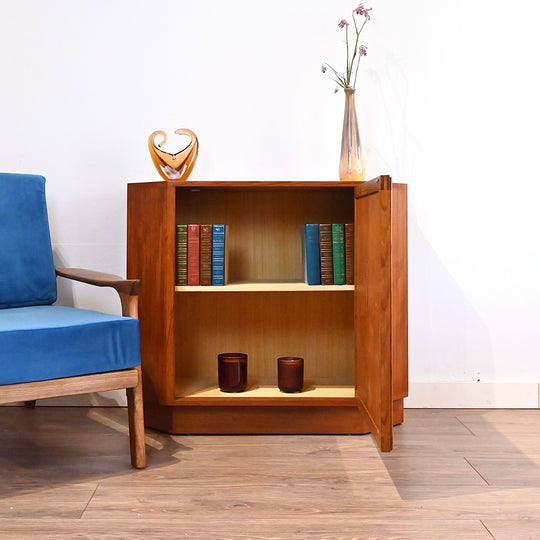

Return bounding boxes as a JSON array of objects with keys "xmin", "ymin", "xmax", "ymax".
[
  {"xmin": 173, "ymin": 377, "xmax": 355, "ymax": 405},
  {"xmin": 175, "ymin": 281, "xmax": 355, "ymax": 292}
]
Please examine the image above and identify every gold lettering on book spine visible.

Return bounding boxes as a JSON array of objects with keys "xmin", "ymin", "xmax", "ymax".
[{"xmin": 148, "ymin": 129, "xmax": 199, "ymax": 181}]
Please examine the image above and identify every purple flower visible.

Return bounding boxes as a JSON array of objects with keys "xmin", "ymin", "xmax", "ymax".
[
  {"xmin": 334, "ymin": 87, "xmax": 339, "ymax": 93},
  {"xmin": 322, "ymin": 4, "xmax": 372, "ymax": 92},
  {"xmin": 354, "ymin": 3, "xmax": 372, "ymax": 20}
]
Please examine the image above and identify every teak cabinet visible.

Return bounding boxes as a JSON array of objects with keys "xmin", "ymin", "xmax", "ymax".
[{"xmin": 127, "ymin": 177, "xmax": 407, "ymax": 452}]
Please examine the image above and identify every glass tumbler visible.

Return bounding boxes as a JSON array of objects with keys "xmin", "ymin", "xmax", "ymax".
[
  {"xmin": 218, "ymin": 353, "xmax": 248, "ymax": 392},
  {"xmin": 277, "ymin": 356, "xmax": 304, "ymax": 393}
]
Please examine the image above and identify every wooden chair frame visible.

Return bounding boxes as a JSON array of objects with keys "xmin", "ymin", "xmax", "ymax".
[{"xmin": 0, "ymin": 267, "xmax": 146, "ymax": 468}]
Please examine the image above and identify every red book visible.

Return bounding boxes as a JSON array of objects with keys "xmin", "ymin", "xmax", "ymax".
[
  {"xmin": 319, "ymin": 224, "xmax": 334, "ymax": 285},
  {"xmin": 187, "ymin": 224, "xmax": 200, "ymax": 285}
]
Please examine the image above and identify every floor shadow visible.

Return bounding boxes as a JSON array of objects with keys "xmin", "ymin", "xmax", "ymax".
[
  {"xmin": 0, "ymin": 406, "xmax": 189, "ymax": 499},
  {"xmin": 380, "ymin": 409, "xmax": 540, "ymax": 501}
]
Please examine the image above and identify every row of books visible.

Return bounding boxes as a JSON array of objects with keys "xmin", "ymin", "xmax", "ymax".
[
  {"xmin": 301, "ymin": 224, "xmax": 354, "ymax": 285},
  {"xmin": 176, "ymin": 222, "xmax": 352, "ymax": 287},
  {"xmin": 176, "ymin": 224, "xmax": 228, "ymax": 286}
]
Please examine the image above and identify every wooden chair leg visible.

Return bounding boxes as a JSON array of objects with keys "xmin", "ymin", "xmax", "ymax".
[
  {"xmin": 24, "ymin": 400, "xmax": 37, "ymax": 409},
  {"xmin": 126, "ymin": 367, "xmax": 146, "ymax": 468}
]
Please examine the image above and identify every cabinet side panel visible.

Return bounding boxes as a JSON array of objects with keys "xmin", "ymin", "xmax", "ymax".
[
  {"xmin": 127, "ymin": 182, "xmax": 176, "ymax": 405},
  {"xmin": 354, "ymin": 178, "xmax": 393, "ymax": 451},
  {"xmin": 391, "ymin": 184, "xmax": 408, "ymax": 400}
]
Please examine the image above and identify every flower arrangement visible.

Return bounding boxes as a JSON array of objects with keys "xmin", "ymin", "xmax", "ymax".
[{"xmin": 322, "ymin": 3, "xmax": 372, "ymax": 92}]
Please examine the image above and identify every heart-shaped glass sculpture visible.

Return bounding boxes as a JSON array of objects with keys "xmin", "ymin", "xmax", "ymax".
[{"xmin": 148, "ymin": 128, "xmax": 198, "ymax": 181}]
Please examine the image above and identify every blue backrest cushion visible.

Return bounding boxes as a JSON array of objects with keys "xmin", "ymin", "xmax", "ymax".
[{"xmin": 0, "ymin": 173, "xmax": 57, "ymax": 308}]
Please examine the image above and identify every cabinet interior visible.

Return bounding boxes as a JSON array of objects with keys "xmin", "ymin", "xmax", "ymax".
[
  {"xmin": 175, "ymin": 186, "xmax": 355, "ymax": 283},
  {"xmin": 173, "ymin": 185, "xmax": 356, "ymax": 399},
  {"xmin": 174, "ymin": 291, "xmax": 355, "ymax": 398}
]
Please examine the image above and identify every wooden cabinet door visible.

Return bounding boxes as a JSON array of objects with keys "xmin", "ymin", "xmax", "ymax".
[{"xmin": 354, "ymin": 175, "xmax": 395, "ymax": 452}]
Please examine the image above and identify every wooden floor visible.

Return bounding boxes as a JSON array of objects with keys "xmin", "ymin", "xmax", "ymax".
[{"xmin": 1, "ymin": 408, "xmax": 540, "ymax": 539}]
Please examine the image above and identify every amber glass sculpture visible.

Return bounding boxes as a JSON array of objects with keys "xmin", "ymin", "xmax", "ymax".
[{"xmin": 148, "ymin": 128, "xmax": 198, "ymax": 181}]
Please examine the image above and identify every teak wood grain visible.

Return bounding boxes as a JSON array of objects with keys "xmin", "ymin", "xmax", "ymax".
[
  {"xmin": 174, "ymin": 291, "xmax": 355, "ymax": 389},
  {"xmin": 126, "ymin": 179, "xmax": 408, "ymax": 447},
  {"xmin": 0, "ymin": 370, "xmax": 139, "ymax": 405},
  {"xmin": 127, "ymin": 182, "xmax": 177, "ymax": 404},
  {"xmin": 175, "ymin": 188, "xmax": 354, "ymax": 282},
  {"xmin": 354, "ymin": 176, "xmax": 394, "ymax": 451},
  {"xmin": 391, "ymin": 183, "xmax": 409, "ymax": 400}
]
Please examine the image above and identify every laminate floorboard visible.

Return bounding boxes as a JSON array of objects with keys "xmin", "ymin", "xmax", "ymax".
[{"xmin": 1, "ymin": 407, "xmax": 540, "ymax": 539}]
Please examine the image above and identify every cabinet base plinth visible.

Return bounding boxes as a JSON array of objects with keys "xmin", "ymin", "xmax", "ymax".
[{"xmin": 144, "ymin": 399, "xmax": 405, "ymax": 435}]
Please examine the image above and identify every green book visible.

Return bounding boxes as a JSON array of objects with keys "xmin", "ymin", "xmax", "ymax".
[
  {"xmin": 345, "ymin": 223, "xmax": 354, "ymax": 285},
  {"xmin": 331, "ymin": 223, "xmax": 345, "ymax": 285},
  {"xmin": 175, "ymin": 224, "xmax": 188, "ymax": 286}
]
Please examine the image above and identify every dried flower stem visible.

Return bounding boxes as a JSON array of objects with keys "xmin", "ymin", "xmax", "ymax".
[
  {"xmin": 352, "ymin": 16, "xmax": 368, "ymax": 88},
  {"xmin": 322, "ymin": 3, "xmax": 371, "ymax": 91}
]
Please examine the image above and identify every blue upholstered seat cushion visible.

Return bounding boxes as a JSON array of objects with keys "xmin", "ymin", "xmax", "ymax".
[
  {"xmin": 0, "ymin": 173, "xmax": 57, "ymax": 308},
  {"xmin": 0, "ymin": 306, "xmax": 141, "ymax": 385}
]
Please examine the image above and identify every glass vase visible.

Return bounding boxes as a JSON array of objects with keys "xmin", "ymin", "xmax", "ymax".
[{"xmin": 339, "ymin": 88, "xmax": 366, "ymax": 182}]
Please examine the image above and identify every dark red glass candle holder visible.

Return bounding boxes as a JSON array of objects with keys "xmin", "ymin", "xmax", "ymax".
[
  {"xmin": 218, "ymin": 353, "xmax": 248, "ymax": 392},
  {"xmin": 277, "ymin": 356, "xmax": 304, "ymax": 393}
]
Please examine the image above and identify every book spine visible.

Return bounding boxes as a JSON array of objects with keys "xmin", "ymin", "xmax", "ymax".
[
  {"xmin": 175, "ymin": 224, "xmax": 188, "ymax": 286},
  {"xmin": 224, "ymin": 225, "xmax": 229, "ymax": 284},
  {"xmin": 319, "ymin": 223, "xmax": 334, "ymax": 285},
  {"xmin": 332, "ymin": 223, "xmax": 345, "ymax": 285},
  {"xmin": 302, "ymin": 224, "xmax": 321, "ymax": 285},
  {"xmin": 199, "ymin": 224, "xmax": 213, "ymax": 286},
  {"xmin": 187, "ymin": 224, "xmax": 200, "ymax": 286},
  {"xmin": 345, "ymin": 223, "xmax": 354, "ymax": 285},
  {"xmin": 211, "ymin": 224, "xmax": 227, "ymax": 286}
]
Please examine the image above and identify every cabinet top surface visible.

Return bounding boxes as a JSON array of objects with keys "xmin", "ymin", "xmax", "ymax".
[
  {"xmin": 127, "ymin": 178, "xmax": 399, "ymax": 189},
  {"xmin": 129, "ymin": 180, "xmax": 358, "ymax": 188}
]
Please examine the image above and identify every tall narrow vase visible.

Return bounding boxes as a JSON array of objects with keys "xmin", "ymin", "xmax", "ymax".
[{"xmin": 339, "ymin": 88, "xmax": 365, "ymax": 182}]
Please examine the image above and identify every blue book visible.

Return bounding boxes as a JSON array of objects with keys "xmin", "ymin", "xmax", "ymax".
[
  {"xmin": 211, "ymin": 224, "xmax": 227, "ymax": 285},
  {"xmin": 302, "ymin": 224, "xmax": 321, "ymax": 285}
]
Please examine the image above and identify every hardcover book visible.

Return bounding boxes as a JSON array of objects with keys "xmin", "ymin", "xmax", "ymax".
[
  {"xmin": 319, "ymin": 223, "xmax": 334, "ymax": 285},
  {"xmin": 332, "ymin": 223, "xmax": 345, "ymax": 285},
  {"xmin": 199, "ymin": 224, "xmax": 213, "ymax": 286},
  {"xmin": 345, "ymin": 223, "xmax": 354, "ymax": 285},
  {"xmin": 301, "ymin": 224, "xmax": 321, "ymax": 285},
  {"xmin": 211, "ymin": 224, "xmax": 228, "ymax": 286},
  {"xmin": 175, "ymin": 224, "xmax": 188, "ymax": 286},
  {"xmin": 187, "ymin": 224, "xmax": 200, "ymax": 286}
]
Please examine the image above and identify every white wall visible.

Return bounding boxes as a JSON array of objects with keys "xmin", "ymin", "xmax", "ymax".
[{"xmin": 2, "ymin": 0, "xmax": 539, "ymax": 407}]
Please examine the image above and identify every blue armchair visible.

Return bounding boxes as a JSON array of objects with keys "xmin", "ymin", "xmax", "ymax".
[{"xmin": 0, "ymin": 173, "xmax": 146, "ymax": 468}]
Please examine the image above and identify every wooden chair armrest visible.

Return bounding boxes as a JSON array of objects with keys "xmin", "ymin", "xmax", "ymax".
[
  {"xmin": 55, "ymin": 267, "xmax": 141, "ymax": 318},
  {"xmin": 56, "ymin": 267, "xmax": 140, "ymax": 295}
]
